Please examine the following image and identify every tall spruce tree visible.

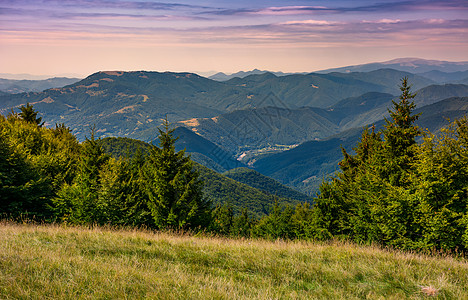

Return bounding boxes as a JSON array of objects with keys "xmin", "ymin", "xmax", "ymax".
[
  {"xmin": 144, "ymin": 118, "xmax": 210, "ymax": 229},
  {"xmin": 381, "ymin": 77, "xmax": 421, "ymax": 186},
  {"xmin": 311, "ymin": 78, "xmax": 422, "ymax": 247}
]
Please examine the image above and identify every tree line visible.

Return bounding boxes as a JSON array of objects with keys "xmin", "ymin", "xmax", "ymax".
[{"xmin": 1, "ymin": 78, "xmax": 468, "ymax": 252}]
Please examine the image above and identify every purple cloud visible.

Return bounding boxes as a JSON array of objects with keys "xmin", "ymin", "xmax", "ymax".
[{"xmin": 201, "ymin": 0, "xmax": 468, "ymax": 16}]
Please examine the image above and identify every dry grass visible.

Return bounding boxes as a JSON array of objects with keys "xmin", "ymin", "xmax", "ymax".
[{"xmin": 0, "ymin": 222, "xmax": 467, "ymax": 299}]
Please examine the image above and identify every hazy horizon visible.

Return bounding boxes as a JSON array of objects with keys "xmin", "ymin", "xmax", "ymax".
[
  {"xmin": 2, "ymin": 56, "xmax": 468, "ymax": 80},
  {"xmin": 2, "ymin": 0, "xmax": 468, "ymax": 77}
]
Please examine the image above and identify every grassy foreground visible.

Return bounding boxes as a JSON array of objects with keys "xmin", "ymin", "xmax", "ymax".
[{"xmin": 0, "ymin": 222, "xmax": 467, "ymax": 299}]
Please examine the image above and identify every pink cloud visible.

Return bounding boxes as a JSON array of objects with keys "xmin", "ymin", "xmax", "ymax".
[
  {"xmin": 280, "ymin": 20, "xmax": 337, "ymax": 26},
  {"xmin": 362, "ymin": 19, "xmax": 402, "ymax": 24},
  {"xmin": 249, "ymin": 6, "xmax": 328, "ymax": 16}
]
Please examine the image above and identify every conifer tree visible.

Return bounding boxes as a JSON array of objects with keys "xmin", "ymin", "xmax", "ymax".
[
  {"xmin": 231, "ymin": 208, "xmax": 253, "ymax": 237},
  {"xmin": 1, "ymin": 109, "xmax": 81, "ymax": 219},
  {"xmin": 53, "ymin": 128, "xmax": 110, "ymax": 224},
  {"xmin": 144, "ymin": 118, "xmax": 210, "ymax": 229},
  {"xmin": 110, "ymin": 148, "xmax": 152, "ymax": 226},
  {"xmin": 211, "ymin": 202, "xmax": 234, "ymax": 235},
  {"xmin": 381, "ymin": 77, "xmax": 421, "ymax": 186},
  {"xmin": 18, "ymin": 103, "xmax": 44, "ymax": 127},
  {"xmin": 310, "ymin": 78, "xmax": 422, "ymax": 247},
  {"xmin": 253, "ymin": 201, "xmax": 294, "ymax": 239}
]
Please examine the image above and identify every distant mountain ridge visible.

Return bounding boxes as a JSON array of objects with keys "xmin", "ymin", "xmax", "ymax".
[
  {"xmin": 0, "ymin": 68, "xmax": 434, "ymax": 141},
  {"xmin": 209, "ymin": 69, "xmax": 301, "ymax": 81},
  {"xmin": 0, "ymin": 77, "xmax": 80, "ymax": 94},
  {"xmin": 418, "ymin": 70, "xmax": 468, "ymax": 84},
  {"xmin": 317, "ymin": 58, "xmax": 468, "ymax": 75}
]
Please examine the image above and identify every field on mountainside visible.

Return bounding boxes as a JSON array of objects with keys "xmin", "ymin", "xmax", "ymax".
[{"xmin": 1, "ymin": 222, "xmax": 467, "ymax": 299}]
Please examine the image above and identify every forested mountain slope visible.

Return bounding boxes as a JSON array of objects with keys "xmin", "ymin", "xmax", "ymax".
[
  {"xmin": 0, "ymin": 69, "xmax": 434, "ymax": 141},
  {"xmin": 222, "ymin": 168, "xmax": 312, "ymax": 203}
]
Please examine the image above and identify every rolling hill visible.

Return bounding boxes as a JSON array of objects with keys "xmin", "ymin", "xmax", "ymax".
[
  {"xmin": 195, "ymin": 164, "xmax": 301, "ymax": 217},
  {"xmin": 172, "ymin": 127, "xmax": 245, "ymax": 172},
  {"xmin": 0, "ymin": 71, "xmax": 229, "ymax": 140},
  {"xmin": 412, "ymin": 84, "xmax": 468, "ymax": 107},
  {"xmin": 101, "ymin": 131, "xmax": 243, "ymax": 173},
  {"xmin": 223, "ymin": 167, "xmax": 313, "ymax": 203}
]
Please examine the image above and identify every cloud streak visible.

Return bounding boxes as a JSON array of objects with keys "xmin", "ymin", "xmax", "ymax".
[
  {"xmin": 3, "ymin": 17, "xmax": 465, "ymax": 47},
  {"xmin": 1, "ymin": 0, "xmax": 213, "ymax": 11},
  {"xmin": 203, "ymin": 0, "xmax": 468, "ymax": 16}
]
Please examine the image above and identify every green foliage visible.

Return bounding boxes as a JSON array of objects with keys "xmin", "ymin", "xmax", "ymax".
[
  {"xmin": 113, "ymin": 150, "xmax": 153, "ymax": 227},
  {"xmin": 144, "ymin": 118, "xmax": 211, "ymax": 229},
  {"xmin": 231, "ymin": 208, "xmax": 253, "ymax": 237},
  {"xmin": 411, "ymin": 117, "xmax": 468, "ymax": 250},
  {"xmin": 210, "ymin": 203, "xmax": 234, "ymax": 236},
  {"xmin": 210, "ymin": 203, "xmax": 254, "ymax": 237},
  {"xmin": 381, "ymin": 77, "xmax": 421, "ymax": 186},
  {"xmin": 196, "ymin": 163, "xmax": 299, "ymax": 218},
  {"xmin": 309, "ymin": 78, "xmax": 468, "ymax": 252},
  {"xmin": 4, "ymin": 98, "xmax": 468, "ymax": 251},
  {"xmin": 100, "ymin": 137, "xmax": 150, "ymax": 158},
  {"xmin": 101, "ymin": 136, "xmax": 299, "ymax": 219},
  {"xmin": 52, "ymin": 130, "xmax": 110, "ymax": 224},
  {"xmin": 309, "ymin": 78, "xmax": 425, "ymax": 249},
  {"xmin": 0, "ymin": 108, "xmax": 80, "ymax": 219},
  {"xmin": 253, "ymin": 201, "xmax": 295, "ymax": 239},
  {"xmin": 289, "ymin": 203, "xmax": 316, "ymax": 240}
]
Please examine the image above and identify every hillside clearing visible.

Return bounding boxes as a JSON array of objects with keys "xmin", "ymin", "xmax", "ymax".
[{"xmin": 0, "ymin": 222, "xmax": 467, "ymax": 299}]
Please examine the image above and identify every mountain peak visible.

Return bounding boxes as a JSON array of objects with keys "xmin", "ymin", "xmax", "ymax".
[{"xmin": 98, "ymin": 71, "xmax": 125, "ymax": 76}]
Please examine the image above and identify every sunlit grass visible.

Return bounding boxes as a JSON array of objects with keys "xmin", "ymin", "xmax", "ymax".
[{"xmin": 1, "ymin": 222, "xmax": 467, "ymax": 299}]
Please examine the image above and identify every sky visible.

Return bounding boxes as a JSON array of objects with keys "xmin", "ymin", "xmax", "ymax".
[{"xmin": 1, "ymin": 0, "xmax": 468, "ymax": 77}]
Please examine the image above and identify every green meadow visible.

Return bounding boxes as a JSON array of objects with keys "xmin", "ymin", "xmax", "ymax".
[{"xmin": 1, "ymin": 222, "xmax": 467, "ymax": 299}]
